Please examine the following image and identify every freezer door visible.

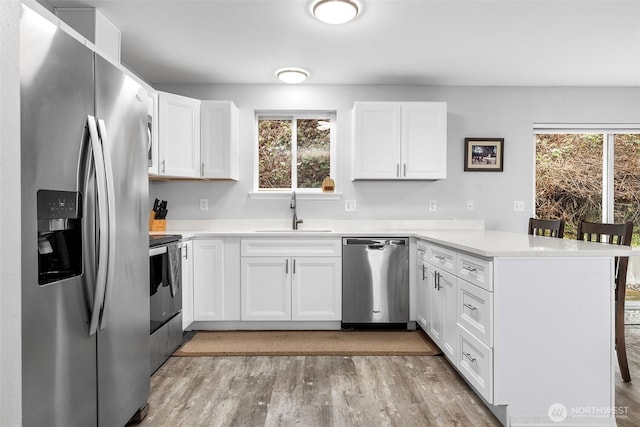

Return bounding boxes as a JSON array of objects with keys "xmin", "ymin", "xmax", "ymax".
[
  {"xmin": 20, "ymin": 6, "xmax": 98, "ymax": 427},
  {"xmin": 94, "ymin": 54, "xmax": 150, "ymax": 427}
]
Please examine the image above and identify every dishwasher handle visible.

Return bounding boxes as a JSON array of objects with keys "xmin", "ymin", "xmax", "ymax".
[
  {"xmin": 368, "ymin": 244, "xmax": 386, "ymax": 250},
  {"xmin": 343, "ymin": 238, "xmax": 408, "ymax": 246}
]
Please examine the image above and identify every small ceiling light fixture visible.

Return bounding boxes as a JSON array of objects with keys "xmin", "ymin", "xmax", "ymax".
[
  {"xmin": 275, "ymin": 67, "xmax": 310, "ymax": 84},
  {"xmin": 313, "ymin": 0, "xmax": 360, "ymax": 25}
]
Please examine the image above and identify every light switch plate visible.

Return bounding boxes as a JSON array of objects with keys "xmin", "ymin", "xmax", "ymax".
[
  {"xmin": 200, "ymin": 198, "xmax": 209, "ymax": 211},
  {"xmin": 429, "ymin": 200, "xmax": 437, "ymax": 212},
  {"xmin": 466, "ymin": 200, "xmax": 474, "ymax": 211}
]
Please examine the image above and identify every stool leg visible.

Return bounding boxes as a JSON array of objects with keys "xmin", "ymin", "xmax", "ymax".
[{"xmin": 616, "ymin": 292, "xmax": 631, "ymax": 382}]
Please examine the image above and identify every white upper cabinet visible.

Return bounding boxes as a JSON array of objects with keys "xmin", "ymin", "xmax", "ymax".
[
  {"xmin": 154, "ymin": 94, "xmax": 239, "ymax": 180},
  {"xmin": 157, "ymin": 91, "xmax": 201, "ymax": 178},
  {"xmin": 200, "ymin": 101, "xmax": 239, "ymax": 180},
  {"xmin": 402, "ymin": 102, "xmax": 447, "ymax": 179},
  {"xmin": 147, "ymin": 93, "xmax": 159, "ymax": 176},
  {"xmin": 352, "ymin": 102, "xmax": 447, "ymax": 180},
  {"xmin": 352, "ymin": 103, "xmax": 402, "ymax": 179}
]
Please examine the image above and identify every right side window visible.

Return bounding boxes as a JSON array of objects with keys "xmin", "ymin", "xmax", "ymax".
[{"xmin": 535, "ymin": 129, "xmax": 640, "ymax": 321}]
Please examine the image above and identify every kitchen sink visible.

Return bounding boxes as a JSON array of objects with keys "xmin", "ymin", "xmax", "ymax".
[{"xmin": 254, "ymin": 229, "xmax": 332, "ymax": 233}]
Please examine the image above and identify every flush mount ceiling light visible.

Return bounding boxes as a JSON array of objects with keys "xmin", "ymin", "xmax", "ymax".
[
  {"xmin": 312, "ymin": 0, "xmax": 360, "ymax": 25},
  {"xmin": 275, "ymin": 68, "xmax": 310, "ymax": 84}
]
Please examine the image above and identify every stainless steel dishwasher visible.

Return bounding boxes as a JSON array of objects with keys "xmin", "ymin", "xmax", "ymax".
[{"xmin": 342, "ymin": 238, "xmax": 409, "ymax": 327}]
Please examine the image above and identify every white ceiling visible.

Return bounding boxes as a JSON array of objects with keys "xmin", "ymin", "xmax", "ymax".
[{"xmin": 41, "ymin": 0, "xmax": 640, "ymax": 87}]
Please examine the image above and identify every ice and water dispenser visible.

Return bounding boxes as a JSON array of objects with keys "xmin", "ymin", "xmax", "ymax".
[{"xmin": 37, "ymin": 190, "xmax": 82, "ymax": 285}]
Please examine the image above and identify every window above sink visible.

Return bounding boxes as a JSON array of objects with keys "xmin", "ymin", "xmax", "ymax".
[{"xmin": 254, "ymin": 111, "xmax": 337, "ymax": 194}]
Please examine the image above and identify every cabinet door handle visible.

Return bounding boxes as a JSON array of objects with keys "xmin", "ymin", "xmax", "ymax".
[
  {"xmin": 286, "ymin": 259, "xmax": 289, "ymax": 274},
  {"xmin": 403, "ymin": 163, "xmax": 407, "ymax": 177},
  {"xmin": 201, "ymin": 162, "xmax": 205, "ymax": 176},
  {"xmin": 463, "ymin": 352, "xmax": 477, "ymax": 363},
  {"xmin": 463, "ymin": 303, "xmax": 478, "ymax": 311},
  {"xmin": 161, "ymin": 159, "xmax": 166, "ymax": 173},
  {"xmin": 293, "ymin": 259, "xmax": 296, "ymax": 274},
  {"xmin": 434, "ymin": 271, "xmax": 441, "ymax": 290},
  {"xmin": 396, "ymin": 163, "xmax": 400, "ymax": 177},
  {"xmin": 183, "ymin": 244, "xmax": 188, "ymax": 259},
  {"xmin": 422, "ymin": 264, "xmax": 426, "ymax": 280}
]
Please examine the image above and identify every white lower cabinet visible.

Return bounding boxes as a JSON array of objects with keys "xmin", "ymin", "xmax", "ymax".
[
  {"xmin": 291, "ymin": 257, "xmax": 341, "ymax": 321},
  {"xmin": 192, "ymin": 238, "xmax": 241, "ymax": 321},
  {"xmin": 415, "ymin": 257, "xmax": 430, "ymax": 330},
  {"xmin": 420, "ymin": 240, "xmax": 494, "ymax": 403},
  {"xmin": 193, "ymin": 239, "xmax": 225, "ymax": 321},
  {"xmin": 457, "ymin": 325, "xmax": 493, "ymax": 402},
  {"xmin": 427, "ymin": 266, "xmax": 457, "ymax": 360},
  {"xmin": 241, "ymin": 257, "xmax": 291, "ymax": 321},
  {"xmin": 240, "ymin": 239, "xmax": 342, "ymax": 322},
  {"xmin": 181, "ymin": 240, "xmax": 193, "ymax": 330}
]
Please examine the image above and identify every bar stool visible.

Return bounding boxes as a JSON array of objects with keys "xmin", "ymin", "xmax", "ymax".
[
  {"xmin": 528, "ymin": 218, "xmax": 565, "ymax": 238},
  {"xmin": 577, "ymin": 220, "xmax": 634, "ymax": 382}
]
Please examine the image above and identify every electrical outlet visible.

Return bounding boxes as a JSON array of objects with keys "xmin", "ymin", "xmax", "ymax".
[
  {"xmin": 466, "ymin": 200, "xmax": 474, "ymax": 211},
  {"xmin": 429, "ymin": 200, "xmax": 437, "ymax": 212},
  {"xmin": 199, "ymin": 198, "xmax": 209, "ymax": 211},
  {"xmin": 345, "ymin": 200, "xmax": 357, "ymax": 212},
  {"xmin": 513, "ymin": 200, "xmax": 525, "ymax": 212}
]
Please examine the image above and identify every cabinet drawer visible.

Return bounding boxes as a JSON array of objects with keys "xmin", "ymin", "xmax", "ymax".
[
  {"xmin": 241, "ymin": 239, "xmax": 341, "ymax": 257},
  {"xmin": 456, "ymin": 252, "xmax": 493, "ymax": 291},
  {"xmin": 457, "ymin": 326, "xmax": 493, "ymax": 404},
  {"xmin": 416, "ymin": 239, "xmax": 428, "ymax": 261},
  {"xmin": 457, "ymin": 279, "xmax": 493, "ymax": 347},
  {"xmin": 426, "ymin": 243, "xmax": 456, "ymax": 274}
]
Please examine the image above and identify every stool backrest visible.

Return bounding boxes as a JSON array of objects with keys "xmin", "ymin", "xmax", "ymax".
[{"xmin": 528, "ymin": 218, "xmax": 565, "ymax": 238}]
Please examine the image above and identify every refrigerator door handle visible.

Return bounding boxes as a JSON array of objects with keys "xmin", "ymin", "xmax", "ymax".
[
  {"xmin": 87, "ymin": 115, "xmax": 109, "ymax": 336},
  {"xmin": 97, "ymin": 118, "xmax": 117, "ymax": 331}
]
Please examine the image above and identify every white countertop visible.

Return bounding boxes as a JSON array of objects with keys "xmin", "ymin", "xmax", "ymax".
[
  {"xmin": 413, "ymin": 229, "xmax": 633, "ymax": 258},
  {"xmin": 152, "ymin": 219, "xmax": 633, "ymax": 258}
]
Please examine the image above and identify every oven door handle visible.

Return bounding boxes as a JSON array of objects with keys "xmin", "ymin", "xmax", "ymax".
[{"xmin": 149, "ymin": 246, "xmax": 167, "ymax": 257}]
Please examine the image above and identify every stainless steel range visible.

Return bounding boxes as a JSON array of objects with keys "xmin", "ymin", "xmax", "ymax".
[{"xmin": 149, "ymin": 235, "xmax": 183, "ymax": 374}]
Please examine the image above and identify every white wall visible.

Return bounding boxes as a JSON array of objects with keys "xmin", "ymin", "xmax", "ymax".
[
  {"xmin": 152, "ymin": 84, "xmax": 640, "ymax": 232},
  {"xmin": 0, "ymin": 1, "xmax": 22, "ymax": 425}
]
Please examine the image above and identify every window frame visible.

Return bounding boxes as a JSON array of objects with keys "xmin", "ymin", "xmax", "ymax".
[
  {"xmin": 254, "ymin": 111, "xmax": 337, "ymax": 194},
  {"xmin": 533, "ymin": 123, "xmax": 640, "ymax": 224}
]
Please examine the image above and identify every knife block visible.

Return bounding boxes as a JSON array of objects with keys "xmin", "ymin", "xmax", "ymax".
[{"xmin": 149, "ymin": 211, "xmax": 166, "ymax": 232}]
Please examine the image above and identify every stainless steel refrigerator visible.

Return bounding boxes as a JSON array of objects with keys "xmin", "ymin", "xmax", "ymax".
[{"xmin": 20, "ymin": 5, "xmax": 149, "ymax": 426}]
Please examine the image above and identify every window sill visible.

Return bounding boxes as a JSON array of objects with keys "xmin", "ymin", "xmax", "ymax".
[{"xmin": 248, "ymin": 191, "xmax": 343, "ymax": 201}]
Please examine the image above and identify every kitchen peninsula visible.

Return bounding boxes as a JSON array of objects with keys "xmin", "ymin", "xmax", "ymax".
[{"xmin": 159, "ymin": 219, "xmax": 630, "ymax": 427}]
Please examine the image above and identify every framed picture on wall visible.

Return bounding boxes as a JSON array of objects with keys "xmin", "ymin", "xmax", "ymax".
[{"xmin": 464, "ymin": 138, "xmax": 504, "ymax": 172}]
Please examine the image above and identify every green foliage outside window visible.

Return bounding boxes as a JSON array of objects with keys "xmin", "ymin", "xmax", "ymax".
[{"xmin": 258, "ymin": 117, "xmax": 331, "ymax": 190}]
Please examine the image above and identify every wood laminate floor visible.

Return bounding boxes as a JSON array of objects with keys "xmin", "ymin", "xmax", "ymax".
[{"xmin": 137, "ymin": 327, "xmax": 640, "ymax": 427}]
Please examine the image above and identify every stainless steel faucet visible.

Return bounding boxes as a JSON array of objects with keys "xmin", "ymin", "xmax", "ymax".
[{"xmin": 291, "ymin": 191, "xmax": 303, "ymax": 230}]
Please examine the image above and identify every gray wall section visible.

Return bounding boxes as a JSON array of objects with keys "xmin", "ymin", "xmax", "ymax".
[
  {"xmin": 1, "ymin": 1, "xmax": 22, "ymax": 425},
  {"xmin": 152, "ymin": 84, "xmax": 640, "ymax": 232}
]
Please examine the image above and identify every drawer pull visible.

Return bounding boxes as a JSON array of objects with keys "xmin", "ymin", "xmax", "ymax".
[
  {"xmin": 463, "ymin": 303, "xmax": 478, "ymax": 311},
  {"xmin": 434, "ymin": 254, "xmax": 446, "ymax": 261},
  {"xmin": 463, "ymin": 351, "xmax": 477, "ymax": 363},
  {"xmin": 463, "ymin": 265, "xmax": 478, "ymax": 273}
]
